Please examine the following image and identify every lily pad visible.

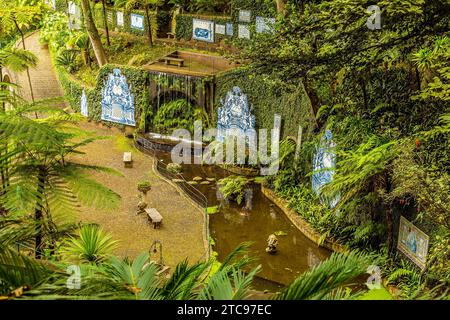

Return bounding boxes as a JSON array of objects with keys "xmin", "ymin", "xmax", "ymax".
[{"xmin": 207, "ymin": 206, "xmax": 219, "ymax": 214}]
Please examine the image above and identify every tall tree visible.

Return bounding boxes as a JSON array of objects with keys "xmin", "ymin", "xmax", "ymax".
[
  {"xmin": 0, "ymin": 94, "xmax": 120, "ymax": 258},
  {"xmin": 101, "ymin": 0, "xmax": 111, "ymax": 46},
  {"xmin": 80, "ymin": 0, "xmax": 108, "ymax": 66},
  {"xmin": 0, "ymin": 1, "xmax": 44, "ymax": 103}
]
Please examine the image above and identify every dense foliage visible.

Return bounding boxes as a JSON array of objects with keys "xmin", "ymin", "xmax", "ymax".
[{"xmin": 237, "ymin": 0, "xmax": 449, "ymax": 297}]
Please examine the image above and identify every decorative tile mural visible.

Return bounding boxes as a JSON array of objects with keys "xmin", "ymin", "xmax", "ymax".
[
  {"xmin": 101, "ymin": 68, "xmax": 135, "ymax": 126},
  {"xmin": 226, "ymin": 23, "xmax": 233, "ymax": 36},
  {"xmin": 397, "ymin": 216, "xmax": 429, "ymax": 269},
  {"xmin": 217, "ymin": 86, "xmax": 255, "ymax": 142},
  {"xmin": 238, "ymin": 24, "xmax": 250, "ymax": 39},
  {"xmin": 312, "ymin": 130, "xmax": 340, "ymax": 208},
  {"xmin": 256, "ymin": 16, "xmax": 275, "ymax": 33},
  {"xmin": 239, "ymin": 10, "xmax": 251, "ymax": 22},
  {"xmin": 116, "ymin": 11, "xmax": 124, "ymax": 26},
  {"xmin": 215, "ymin": 24, "xmax": 226, "ymax": 35},
  {"xmin": 192, "ymin": 19, "xmax": 214, "ymax": 42},
  {"xmin": 80, "ymin": 89, "xmax": 88, "ymax": 117},
  {"xmin": 131, "ymin": 13, "xmax": 144, "ymax": 30}
]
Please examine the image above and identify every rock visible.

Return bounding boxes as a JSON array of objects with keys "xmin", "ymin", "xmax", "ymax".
[
  {"xmin": 187, "ymin": 181, "xmax": 198, "ymax": 185},
  {"xmin": 193, "ymin": 176, "xmax": 203, "ymax": 181},
  {"xmin": 200, "ymin": 181, "xmax": 210, "ymax": 185},
  {"xmin": 266, "ymin": 234, "xmax": 278, "ymax": 254},
  {"xmin": 206, "ymin": 178, "xmax": 216, "ymax": 182}
]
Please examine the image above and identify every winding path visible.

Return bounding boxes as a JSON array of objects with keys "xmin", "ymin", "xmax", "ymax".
[{"xmin": 11, "ymin": 32, "xmax": 207, "ymax": 267}]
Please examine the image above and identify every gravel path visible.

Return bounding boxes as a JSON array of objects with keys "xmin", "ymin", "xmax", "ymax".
[{"xmin": 13, "ymin": 31, "xmax": 207, "ymax": 267}]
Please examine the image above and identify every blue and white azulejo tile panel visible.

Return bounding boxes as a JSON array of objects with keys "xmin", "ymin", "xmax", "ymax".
[
  {"xmin": 192, "ymin": 19, "xmax": 214, "ymax": 42},
  {"xmin": 312, "ymin": 130, "xmax": 340, "ymax": 208},
  {"xmin": 101, "ymin": 68, "xmax": 135, "ymax": 126},
  {"xmin": 217, "ymin": 86, "xmax": 255, "ymax": 142},
  {"xmin": 80, "ymin": 89, "xmax": 88, "ymax": 117}
]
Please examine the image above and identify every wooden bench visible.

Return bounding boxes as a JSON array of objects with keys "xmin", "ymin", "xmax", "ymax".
[
  {"xmin": 123, "ymin": 152, "xmax": 132, "ymax": 168},
  {"xmin": 167, "ymin": 32, "xmax": 175, "ymax": 39},
  {"xmin": 159, "ymin": 56, "xmax": 184, "ymax": 67},
  {"xmin": 145, "ymin": 208, "xmax": 163, "ymax": 229}
]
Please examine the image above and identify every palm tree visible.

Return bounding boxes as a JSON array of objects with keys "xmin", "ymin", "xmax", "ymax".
[
  {"xmin": 0, "ymin": 1, "xmax": 43, "ymax": 103},
  {"xmin": 0, "ymin": 91, "xmax": 121, "ymax": 259},
  {"xmin": 273, "ymin": 251, "xmax": 376, "ymax": 300},
  {"xmin": 79, "ymin": 0, "xmax": 108, "ymax": 66},
  {"xmin": 0, "ymin": 48, "xmax": 37, "ymax": 208}
]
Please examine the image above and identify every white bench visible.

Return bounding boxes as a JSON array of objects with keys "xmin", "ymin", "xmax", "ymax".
[
  {"xmin": 145, "ymin": 208, "xmax": 163, "ymax": 229},
  {"xmin": 123, "ymin": 152, "xmax": 132, "ymax": 168}
]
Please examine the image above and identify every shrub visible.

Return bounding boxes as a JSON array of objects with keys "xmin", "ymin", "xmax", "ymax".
[
  {"xmin": 137, "ymin": 181, "xmax": 152, "ymax": 193},
  {"xmin": 55, "ymin": 49, "xmax": 80, "ymax": 73},
  {"xmin": 218, "ymin": 175, "xmax": 250, "ymax": 205}
]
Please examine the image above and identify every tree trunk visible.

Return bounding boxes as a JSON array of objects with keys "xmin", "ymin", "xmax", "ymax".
[
  {"xmin": 145, "ymin": 5, "xmax": 153, "ymax": 46},
  {"xmin": 275, "ymin": 0, "xmax": 287, "ymax": 15},
  {"xmin": 360, "ymin": 78, "xmax": 368, "ymax": 111},
  {"xmin": 80, "ymin": 0, "xmax": 108, "ymax": 67},
  {"xmin": 34, "ymin": 167, "xmax": 46, "ymax": 259},
  {"xmin": 13, "ymin": 19, "xmax": 35, "ymax": 106},
  {"xmin": 101, "ymin": 0, "xmax": 110, "ymax": 46},
  {"xmin": 64, "ymin": 0, "xmax": 71, "ymax": 26},
  {"xmin": 303, "ymin": 75, "xmax": 320, "ymax": 129}
]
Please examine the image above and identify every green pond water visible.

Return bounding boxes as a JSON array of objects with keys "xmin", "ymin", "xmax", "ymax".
[{"xmin": 150, "ymin": 147, "xmax": 331, "ymax": 291}]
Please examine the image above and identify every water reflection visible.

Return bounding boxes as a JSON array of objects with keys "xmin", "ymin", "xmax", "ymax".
[{"xmin": 150, "ymin": 147, "xmax": 331, "ymax": 288}]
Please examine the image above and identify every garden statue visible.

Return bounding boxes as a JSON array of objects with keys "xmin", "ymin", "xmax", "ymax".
[
  {"xmin": 137, "ymin": 200, "xmax": 147, "ymax": 215},
  {"xmin": 266, "ymin": 234, "xmax": 278, "ymax": 254}
]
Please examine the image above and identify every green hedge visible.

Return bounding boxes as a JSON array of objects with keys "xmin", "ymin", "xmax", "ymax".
[{"xmin": 214, "ymin": 68, "xmax": 316, "ymax": 140}]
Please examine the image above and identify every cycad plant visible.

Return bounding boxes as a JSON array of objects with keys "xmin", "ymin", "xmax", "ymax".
[
  {"xmin": 273, "ymin": 250, "xmax": 376, "ymax": 300},
  {"xmin": 62, "ymin": 224, "xmax": 118, "ymax": 264}
]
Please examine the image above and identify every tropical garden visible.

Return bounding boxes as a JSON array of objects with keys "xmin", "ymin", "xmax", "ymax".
[{"xmin": 0, "ymin": 0, "xmax": 448, "ymax": 302}]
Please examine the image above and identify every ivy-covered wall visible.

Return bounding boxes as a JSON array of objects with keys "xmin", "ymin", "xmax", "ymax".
[
  {"xmin": 55, "ymin": 57, "xmax": 150, "ymax": 131},
  {"xmin": 175, "ymin": 14, "xmax": 232, "ymax": 42},
  {"xmin": 54, "ymin": 0, "xmax": 158, "ymax": 40},
  {"xmin": 214, "ymin": 68, "xmax": 316, "ymax": 140},
  {"xmin": 175, "ymin": 0, "xmax": 276, "ymax": 42},
  {"xmin": 92, "ymin": 5, "xmax": 158, "ymax": 40}
]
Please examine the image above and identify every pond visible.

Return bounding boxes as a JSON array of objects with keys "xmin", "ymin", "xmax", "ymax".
[{"xmin": 140, "ymin": 137, "xmax": 331, "ymax": 291}]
